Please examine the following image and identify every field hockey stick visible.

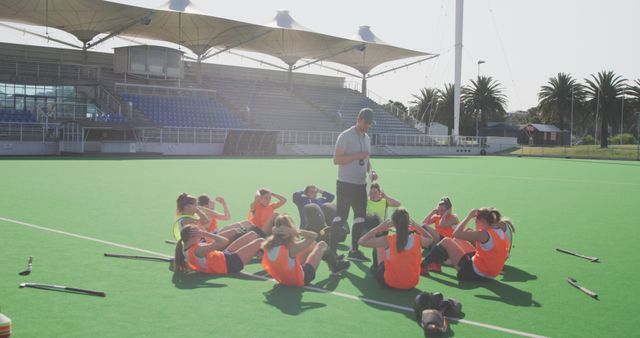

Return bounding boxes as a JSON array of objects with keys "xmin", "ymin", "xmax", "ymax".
[
  {"xmin": 104, "ymin": 253, "xmax": 173, "ymax": 262},
  {"xmin": 567, "ymin": 277, "xmax": 599, "ymax": 300},
  {"xmin": 555, "ymin": 248, "xmax": 599, "ymax": 262},
  {"xmin": 18, "ymin": 256, "xmax": 33, "ymax": 276},
  {"xmin": 19, "ymin": 283, "xmax": 106, "ymax": 297},
  {"xmin": 165, "ymin": 240, "xmax": 177, "ymax": 245}
]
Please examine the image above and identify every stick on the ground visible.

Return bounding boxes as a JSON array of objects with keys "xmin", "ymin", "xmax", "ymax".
[
  {"xmin": 19, "ymin": 282, "xmax": 106, "ymax": 297},
  {"xmin": 18, "ymin": 256, "xmax": 33, "ymax": 276},
  {"xmin": 567, "ymin": 277, "xmax": 599, "ymax": 300},
  {"xmin": 104, "ymin": 253, "xmax": 173, "ymax": 262},
  {"xmin": 556, "ymin": 248, "xmax": 599, "ymax": 262}
]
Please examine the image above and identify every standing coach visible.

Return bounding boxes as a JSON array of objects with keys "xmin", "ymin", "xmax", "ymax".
[{"xmin": 330, "ymin": 108, "xmax": 378, "ymax": 260}]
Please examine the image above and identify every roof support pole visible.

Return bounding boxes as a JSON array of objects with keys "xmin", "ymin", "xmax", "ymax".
[
  {"xmin": 361, "ymin": 74, "xmax": 367, "ymax": 97},
  {"xmin": 287, "ymin": 65, "xmax": 293, "ymax": 91},
  {"xmin": 453, "ymin": 0, "xmax": 464, "ymax": 136},
  {"xmin": 196, "ymin": 56, "xmax": 202, "ymax": 84}
]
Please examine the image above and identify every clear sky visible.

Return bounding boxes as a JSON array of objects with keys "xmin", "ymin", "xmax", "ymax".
[{"xmin": 1, "ymin": 0, "xmax": 639, "ymax": 111}]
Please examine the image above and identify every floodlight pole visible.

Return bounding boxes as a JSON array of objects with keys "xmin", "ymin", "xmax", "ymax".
[
  {"xmin": 620, "ymin": 86, "xmax": 625, "ymax": 144},
  {"xmin": 636, "ymin": 112, "xmax": 640, "ymax": 161},
  {"xmin": 477, "ymin": 60, "xmax": 485, "ymax": 78},
  {"xmin": 453, "ymin": 0, "xmax": 464, "ymax": 137},
  {"xmin": 570, "ymin": 87, "xmax": 574, "ymax": 146}
]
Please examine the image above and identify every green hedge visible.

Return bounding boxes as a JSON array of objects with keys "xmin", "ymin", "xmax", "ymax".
[{"xmin": 608, "ymin": 133, "xmax": 636, "ymax": 145}]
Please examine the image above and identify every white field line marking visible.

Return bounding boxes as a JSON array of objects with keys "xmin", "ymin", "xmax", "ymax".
[
  {"xmin": 1, "ymin": 216, "xmax": 547, "ymax": 338},
  {"xmin": 383, "ymin": 168, "xmax": 640, "ymax": 187}
]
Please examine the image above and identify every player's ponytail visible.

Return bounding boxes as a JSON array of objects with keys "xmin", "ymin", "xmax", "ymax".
[{"xmin": 392, "ymin": 208, "xmax": 410, "ymax": 253}]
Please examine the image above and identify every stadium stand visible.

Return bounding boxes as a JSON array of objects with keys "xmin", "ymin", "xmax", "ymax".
[
  {"xmin": 292, "ymin": 84, "xmax": 420, "ymax": 134},
  {"xmin": 204, "ymin": 76, "xmax": 338, "ymax": 131},
  {"xmin": 0, "ymin": 109, "xmax": 37, "ymax": 123},
  {"xmin": 120, "ymin": 93, "xmax": 246, "ymax": 129},
  {"xmin": 0, "ymin": 42, "xmax": 422, "ymax": 135}
]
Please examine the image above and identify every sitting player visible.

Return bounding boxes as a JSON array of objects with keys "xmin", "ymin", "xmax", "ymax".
[
  {"xmin": 421, "ymin": 197, "xmax": 474, "ymax": 273},
  {"xmin": 174, "ymin": 225, "xmax": 264, "ymax": 275},
  {"xmin": 359, "ymin": 208, "xmax": 434, "ymax": 290},
  {"xmin": 173, "ymin": 193, "xmax": 211, "ymax": 240},
  {"xmin": 421, "ymin": 208, "xmax": 514, "ymax": 281},
  {"xmin": 247, "ymin": 188, "xmax": 287, "ymax": 237},
  {"xmin": 261, "ymin": 214, "xmax": 350, "ymax": 286}
]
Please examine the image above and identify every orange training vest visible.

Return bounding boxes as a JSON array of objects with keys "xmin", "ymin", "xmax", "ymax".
[
  {"xmin": 261, "ymin": 245, "xmax": 305, "ymax": 286},
  {"xmin": 472, "ymin": 227, "xmax": 510, "ymax": 278},
  {"xmin": 434, "ymin": 214, "xmax": 455, "ymax": 238},
  {"xmin": 186, "ymin": 244, "xmax": 228, "ymax": 274},
  {"xmin": 250, "ymin": 203, "xmax": 276, "ymax": 228},
  {"xmin": 383, "ymin": 234, "xmax": 422, "ymax": 289}
]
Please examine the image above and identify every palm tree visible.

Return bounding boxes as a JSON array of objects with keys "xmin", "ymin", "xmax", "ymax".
[
  {"xmin": 410, "ymin": 88, "xmax": 440, "ymax": 124},
  {"xmin": 537, "ymin": 73, "xmax": 584, "ymax": 144},
  {"xmin": 382, "ymin": 100, "xmax": 408, "ymax": 120},
  {"xmin": 584, "ymin": 71, "xmax": 627, "ymax": 148},
  {"xmin": 629, "ymin": 79, "xmax": 640, "ymax": 134},
  {"xmin": 461, "ymin": 76, "xmax": 507, "ymax": 130}
]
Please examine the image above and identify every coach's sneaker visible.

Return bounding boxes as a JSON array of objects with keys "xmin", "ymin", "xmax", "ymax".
[
  {"xmin": 347, "ymin": 249, "xmax": 370, "ymax": 262},
  {"xmin": 330, "ymin": 259, "xmax": 351, "ymax": 275}
]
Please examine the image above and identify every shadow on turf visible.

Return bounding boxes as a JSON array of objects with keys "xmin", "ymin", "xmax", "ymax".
[
  {"xmin": 171, "ymin": 272, "xmax": 228, "ymax": 289},
  {"xmin": 345, "ymin": 261, "xmax": 428, "ymax": 321},
  {"xmin": 428, "ymin": 270, "xmax": 541, "ymax": 307},
  {"xmin": 263, "ymin": 284, "xmax": 327, "ymax": 315},
  {"xmin": 500, "ymin": 265, "xmax": 537, "ymax": 282}
]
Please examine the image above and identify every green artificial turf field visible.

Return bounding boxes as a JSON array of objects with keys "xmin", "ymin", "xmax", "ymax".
[{"xmin": 1, "ymin": 156, "xmax": 638, "ymax": 337}]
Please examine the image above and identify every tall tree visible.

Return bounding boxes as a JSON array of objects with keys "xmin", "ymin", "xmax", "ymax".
[
  {"xmin": 410, "ymin": 88, "xmax": 440, "ymax": 124},
  {"xmin": 629, "ymin": 79, "xmax": 640, "ymax": 134},
  {"xmin": 537, "ymin": 73, "xmax": 584, "ymax": 144},
  {"xmin": 584, "ymin": 71, "xmax": 627, "ymax": 148},
  {"xmin": 461, "ymin": 76, "xmax": 507, "ymax": 129},
  {"xmin": 382, "ymin": 100, "xmax": 408, "ymax": 120}
]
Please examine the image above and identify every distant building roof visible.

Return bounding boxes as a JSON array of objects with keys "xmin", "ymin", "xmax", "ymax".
[
  {"xmin": 486, "ymin": 122, "xmax": 519, "ymax": 130},
  {"xmin": 521, "ymin": 123, "xmax": 562, "ymax": 132}
]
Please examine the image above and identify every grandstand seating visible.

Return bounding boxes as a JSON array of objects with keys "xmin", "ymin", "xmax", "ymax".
[
  {"xmin": 90, "ymin": 113, "xmax": 128, "ymax": 124},
  {"xmin": 292, "ymin": 85, "xmax": 420, "ymax": 134},
  {"xmin": 0, "ymin": 109, "xmax": 37, "ymax": 123},
  {"xmin": 205, "ymin": 77, "xmax": 339, "ymax": 131},
  {"xmin": 121, "ymin": 93, "xmax": 247, "ymax": 129}
]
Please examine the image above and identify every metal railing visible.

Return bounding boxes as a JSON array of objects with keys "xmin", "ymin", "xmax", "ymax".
[
  {"xmin": 135, "ymin": 127, "xmax": 488, "ymax": 148},
  {"xmin": 0, "ymin": 122, "xmax": 490, "ymax": 153},
  {"xmin": 0, "ymin": 122, "xmax": 59, "ymax": 142},
  {"xmin": 97, "ymin": 86, "xmax": 123, "ymax": 115},
  {"xmin": 0, "ymin": 59, "xmax": 99, "ymax": 81},
  {"xmin": 136, "ymin": 127, "xmax": 229, "ymax": 144}
]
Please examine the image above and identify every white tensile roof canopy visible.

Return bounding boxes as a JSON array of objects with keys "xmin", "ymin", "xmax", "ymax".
[{"xmin": 0, "ymin": 0, "xmax": 437, "ymax": 79}]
